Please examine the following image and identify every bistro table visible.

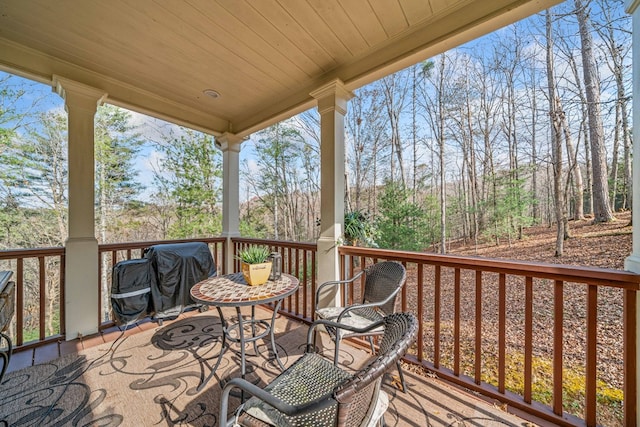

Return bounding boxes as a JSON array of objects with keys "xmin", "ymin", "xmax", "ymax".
[{"xmin": 190, "ymin": 272, "xmax": 299, "ymax": 393}]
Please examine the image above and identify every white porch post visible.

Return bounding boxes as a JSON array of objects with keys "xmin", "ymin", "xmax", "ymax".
[
  {"xmin": 311, "ymin": 79, "xmax": 353, "ymax": 308},
  {"xmin": 626, "ymin": 1, "xmax": 640, "ymax": 273},
  {"xmin": 54, "ymin": 77, "xmax": 105, "ymax": 340},
  {"xmin": 217, "ymin": 132, "xmax": 242, "ymax": 274},
  {"xmin": 625, "ymin": 1, "xmax": 640, "ymax": 424}
]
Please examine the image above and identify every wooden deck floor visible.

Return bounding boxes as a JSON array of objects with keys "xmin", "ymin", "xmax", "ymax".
[{"xmin": 4, "ymin": 308, "xmax": 550, "ymax": 427}]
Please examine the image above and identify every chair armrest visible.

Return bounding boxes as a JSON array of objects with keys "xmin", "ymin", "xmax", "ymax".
[
  {"xmin": 220, "ymin": 377, "xmax": 338, "ymax": 426},
  {"xmin": 314, "ymin": 270, "xmax": 365, "ymax": 311},
  {"xmin": 336, "ymin": 285, "xmax": 401, "ymax": 321},
  {"xmin": 306, "ymin": 317, "xmax": 385, "ymax": 350}
]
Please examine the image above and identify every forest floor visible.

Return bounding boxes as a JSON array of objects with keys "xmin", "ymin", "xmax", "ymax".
[
  {"xmin": 448, "ymin": 210, "xmax": 632, "ymax": 270},
  {"xmin": 408, "ymin": 211, "xmax": 633, "ymax": 425}
]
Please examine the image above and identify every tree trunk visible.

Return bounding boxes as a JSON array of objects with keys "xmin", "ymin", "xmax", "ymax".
[
  {"xmin": 437, "ymin": 55, "xmax": 447, "ymax": 254},
  {"xmin": 558, "ymin": 96, "xmax": 584, "ymax": 221},
  {"xmin": 382, "ymin": 74, "xmax": 408, "ymax": 188},
  {"xmin": 595, "ymin": 0, "xmax": 632, "ymax": 211},
  {"xmin": 546, "ymin": 11, "xmax": 565, "ymax": 257},
  {"xmin": 575, "ymin": 0, "xmax": 614, "ymax": 223},
  {"xmin": 530, "ymin": 67, "xmax": 539, "ymax": 224}
]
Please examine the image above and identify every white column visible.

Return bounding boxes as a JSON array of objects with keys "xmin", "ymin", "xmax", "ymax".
[
  {"xmin": 54, "ymin": 76, "xmax": 106, "ymax": 340},
  {"xmin": 626, "ymin": 0, "xmax": 640, "ymax": 274},
  {"xmin": 310, "ymin": 79, "xmax": 353, "ymax": 308},
  {"xmin": 217, "ymin": 132, "xmax": 243, "ymax": 274},
  {"xmin": 625, "ymin": 2, "xmax": 640, "ymax": 424}
]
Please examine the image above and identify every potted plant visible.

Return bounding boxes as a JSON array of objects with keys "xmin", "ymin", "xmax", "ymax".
[{"xmin": 237, "ymin": 245, "xmax": 272, "ymax": 286}]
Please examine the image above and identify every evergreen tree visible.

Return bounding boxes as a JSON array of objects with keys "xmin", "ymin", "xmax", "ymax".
[
  {"xmin": 376, "ymin": 180, "xmax": 435, "ymax": 251},
  {"xmin": 152, "ymin": 128, "xmax": 222, "ymax": 238},
  {"xmin": 0, "ymin": 110, "xmax": 68, "ymax": 245},
  {"xmin": 95, "ymin": 105, "xmax": 144, "ymax": 243}
]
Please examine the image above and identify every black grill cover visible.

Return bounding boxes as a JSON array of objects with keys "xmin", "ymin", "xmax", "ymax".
[
  {"xmin": 144, "ymin": 242, "xmax": 216, "ymax": 320},
  {"xmin": 111, "ymin": 258, "xmax": 154, "ymax": 325}
]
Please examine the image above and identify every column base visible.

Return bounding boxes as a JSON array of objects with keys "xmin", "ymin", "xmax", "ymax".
[
  {"xmin": 221, "ymin": 233, "xmax": 241, "ymax": 274},
  {"xmin": 316, "ymin": 237, "xmax": 340, "ymax": 309},
  {"xmin": 625, "ymin": 254, "xmax": 640, "ymax": 273},
  {"xmin": 65, "ymin": 237, "xmax": 99, "ymax": 340}
]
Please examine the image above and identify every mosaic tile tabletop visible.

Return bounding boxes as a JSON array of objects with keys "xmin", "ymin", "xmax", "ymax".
[{"xmin": 190, "ymin": 272, "xmax": 299, "ymax": 307}]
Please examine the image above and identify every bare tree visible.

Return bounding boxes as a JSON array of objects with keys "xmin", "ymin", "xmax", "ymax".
[
  {"xmin": 294, "ymin": 111, "xmax": 322, "ymax": 239},
  {"xmin": 594, "ymin": 0, "xmax": 632, "ymax": 211},
  {"xmin": 380, "ymin": 71, "xmax": 410, "ymax": 188},
  {"xmin": 546, "ymin": 10, "xmax": 566, "ymax": 257},
  {"xmin": 418, "ymin": 56, "xmax": 449, "ymax": 252},
  {"xmin": 574, "ymin": 0, "xmax": 614, "ymax": 222},
  {"xmin": 431, "ymin": 55, "xmax": 449, "ymax": 253},
  {"xmin": 554, "ymin": 33, "xmax": 586, "ymax": 221},
  {"xmin": 345, "ymin": 87, "xmax": 387, "ymax": 213}
]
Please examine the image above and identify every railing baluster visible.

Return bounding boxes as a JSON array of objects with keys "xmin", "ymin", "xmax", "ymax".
[
  {"xmin": 434, "ymin": 265, "xmax": 441, "ymax": 369},
  {"xmin": 349, "ymin": 258, "xmax": 356, "ymax": 305},
  {"xmin": 39, "ymin": 256, "xmax": 45, "ymax": 341},
  {"xmin": 586, "ymin": 284, "xmax": 598, "ymax": 426},
  {"xmin": 475, "ymin": 270, "xmax": 482, "ymax": 385},
  {"xmin": 311, "ymin": 250, "xmax": 316, "ymax": 320},
  {"xmin": 417, "ymin": 263, "xmax": 424, "ymax": 362},
  {"xmin": 624, "ymin": 288, "xmax": 637, "ymax": 426},
  {"xmin": 553, "ymin": 280, "xmax": 563, "ymax": 416},
  {"xmin": 499, "ymin": 273, "xmax": 506, "ymax": 393},
  {"xmin": 16, "ymin": 258, "xmax": 24, "ymax": 346},
  {"xmin": 286, "ymin": 247, "xmax": 293, "ymax": 311},
  {"xmin": 294, "ymin": 248, "xmax": 300, "ymax": 315},
  {"xmin": 214, "ymin": 241, "xmax": 219, "ymax": 274},
  {"xmin": 302, "ymin": 249, "xmax": 308, "ymax": 320},
  {"xmin": 454, "ymin": 268, "xmax": 460, "ymax": 376},
  {"xmin": 401, "ymin": 261, "xmax": 407, "ymax": 312},
  {"xmin": 60, "ymin": 253, "xmax": 65, "ymax": 335},
  {"xmin": 524, "ymin": 276, "xmax": 533, "ymax": 403}
]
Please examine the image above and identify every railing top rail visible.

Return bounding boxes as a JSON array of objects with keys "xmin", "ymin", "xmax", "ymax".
[
  {"xmin": 0, "ymin": 246, "xmax": 65, "ymax": 259},
  {"xmin": 232, "ymin": 237, "xmax": 317, "ymax": 251},
  {"xmin": 339, "ymin": 246, "xmax": 640, "ymax": 289},
  {"xmin": 99, "ymin": 237, "xmax": 226, "ymax": 252}
]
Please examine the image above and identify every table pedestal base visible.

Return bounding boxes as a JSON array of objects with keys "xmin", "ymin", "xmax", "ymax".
[{"xmin": 196, "ymin": 301, "xmax": 285, "ymax": 395}]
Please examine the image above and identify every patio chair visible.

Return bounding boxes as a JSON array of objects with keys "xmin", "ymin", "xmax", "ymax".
[
  {"xmin": 314, "ymin": 261, "xmax": 408, "ymax": 391},
  {"xmin": 219, "ymin": 312, "xmax": 418, "ymax": 427}
]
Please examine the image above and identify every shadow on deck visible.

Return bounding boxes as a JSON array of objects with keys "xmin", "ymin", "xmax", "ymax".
[{"xmin": 2, "ymin": 307, "xmax": 543, "ymax": 426}]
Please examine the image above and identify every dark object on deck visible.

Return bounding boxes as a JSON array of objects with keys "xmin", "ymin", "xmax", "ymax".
[
  {"xmin": 110, "ymin": 259, "xmax": 155, "ymax": 326},
  {"xmin": 145, "ymin": 242, "xmax": 216, "ymax": 322}
]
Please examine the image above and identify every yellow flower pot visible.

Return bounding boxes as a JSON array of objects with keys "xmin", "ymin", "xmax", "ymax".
[{"xmin": 241, "ymin": 262, "xmax": 272, "ymax": 286}]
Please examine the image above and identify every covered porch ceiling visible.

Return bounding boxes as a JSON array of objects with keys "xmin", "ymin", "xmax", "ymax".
[{"xmin": 0, "ymin": 0, "xmax": 561, "ymax": 139}]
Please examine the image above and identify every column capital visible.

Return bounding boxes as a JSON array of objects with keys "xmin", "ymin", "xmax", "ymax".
[
  {"xmin": 53, "ymin": 75, "xmax": 107, "ymax": 112},
  {"xmin": 310, "ymin": 79, "xmax": 354, "ymax": 116},
  {"xmin": 215, "ymin": 132, "xmax": 244, "ymax": 152}
]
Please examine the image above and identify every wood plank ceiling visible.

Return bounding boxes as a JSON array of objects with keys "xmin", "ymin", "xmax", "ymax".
[{"xmin": 0, "ymin": 0, "xmax": 562, "ymax": 138}]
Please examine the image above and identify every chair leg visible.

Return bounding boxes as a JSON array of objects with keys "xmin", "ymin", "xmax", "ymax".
[
  {"xmin": 367, "ymin": 336, "xmax": 375, "ymax": 354},
  {"xmin": 397, "ymin": 360, "xmax": 408, "ymax": 393}
]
